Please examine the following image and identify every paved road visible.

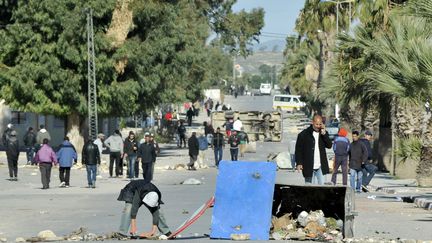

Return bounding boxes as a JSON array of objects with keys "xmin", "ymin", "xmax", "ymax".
[{"xmin": 0, "ymin": 95, "xmax": 431, "ymax": 242}]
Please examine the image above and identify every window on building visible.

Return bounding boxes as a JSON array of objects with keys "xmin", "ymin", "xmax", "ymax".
[{"xmin": 11, "ymin": 111, "xmax": 27, "ymax": 124}]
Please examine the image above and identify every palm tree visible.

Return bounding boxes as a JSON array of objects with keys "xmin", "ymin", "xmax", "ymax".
[{"xmin": 323, "ymin": 2, "xmax": 432, "ymax": 184}]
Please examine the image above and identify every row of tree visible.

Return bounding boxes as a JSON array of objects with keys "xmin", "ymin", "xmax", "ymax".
[
  {"xmin": 0, "ymin": 0, "xmax": 264, "ymax": 134},
  {"xmin": 281, "ymin": 0, "xmax": 432, "ymax": 185}
]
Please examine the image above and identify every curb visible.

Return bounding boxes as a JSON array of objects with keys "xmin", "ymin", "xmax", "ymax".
[{"xmin": 400, "ymin": 195, "xmax": 432, "ymax": 211}]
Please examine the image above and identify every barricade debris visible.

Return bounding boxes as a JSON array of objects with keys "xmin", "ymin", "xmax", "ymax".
[{"xmin": 270, "ymin": 210, "xmax": 343, "ymax": 241}]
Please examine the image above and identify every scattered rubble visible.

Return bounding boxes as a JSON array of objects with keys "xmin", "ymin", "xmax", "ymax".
[
  {"xmin": 181, "ymin": 178, "xmax": 202, "ymax": 185},
  {"xmin": 270, "ymin": 211, "xmax": 343, "ymax": 241},
  {"xmin": 230, "ymin": 233, "xmax": 250, "ymax": 240},
  {"xmin": 14, "ymin": 237, "xmax": 25, "ymax": 242}
]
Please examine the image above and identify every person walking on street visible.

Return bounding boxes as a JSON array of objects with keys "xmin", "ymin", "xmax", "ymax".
[
  {"xmin": 197, "ymin": 133, "xmax": 208, "ymax": 168},
  {"xmin": 150, "ymin": 133, "xmax": 160, "ymax": 156},
  {"xmin": 82, "ymin": 137, "xmax": 101, "ymax": 188},
  {"xmin": 288, "ymin": 139, "xmax": 296, "ymax": 170},
  {"xmin": 105, "ymin": 130, "xmax": 124, "ymax": 177},
  {"xmin": 233, "ymin": 117, "xmax": 243, "ymax": 132},
  {"xmin": 6, "ymin": 130, "xmax": 20, "ymax": 181},
  {"xmin": 222, "ymin": 118, "xmax": 234, "ymax": 137},
  {"xmin": 56, "ymin": 136, "xmax": 77, "ymax": 187},
  {"xmin": 361, "ymin": 130, "xmax": 377, "ymax": 192},
  {"xmin": 331, "ymin": 128, "xmax": 350, "ymax": 186},
  {"xmin": 124, "ymin": 132, "xmax": 139, "ymax": 180},
  {"xmin": 36, "ymin": 125, "xmax": 51, "ymax": 145},
  {"xmin": 237, "ymin": 127, "xmax": 249, "ymax": 158},
  {"xmin": 177, "ymin": 121, "xmax": 187, "ymax": 148},
  {"xmin": 2, "ymin": 123, "xmax": 14, "ymax": 146},
  {"xmin": 23, "ymin": 127, "xmax": 37, "ymax": 165},
  {"xmin": 187, "ymin": 132, "xmax": 199, "ymax": 170},
  {"xmin": 228, "ymin": 130, "xmax": 240, "ymax": 161},
  {"xmin": 349, "ymin": 131, "xmax": 368, "ymax": 193},
  {"xmin": 117, "ymin": 180, "xmax": 171, "ymax": 238},
  {"xmin": 34, "ymin": 138, "xmax": 58, "ymax": 189},
  {"xmin": 94, "ymin": 133, "xmax": 106, "ymax": 158},
  {"xmin": 204, "ymin": 121, "xmax": 214, "ymax": 145},
  {"xmin": 186, "ymin": 108, "xmax": 194, "ymax": 126},
  {"xmin": 137, "ymin": 133, "xmax": 156, "ymax": 182},
  {"xmin": 212, "ymin": 127, "xmax": 225, "ymax": 167},
  {"xmin": 295, "ymin": 114, "xmax": 333, "ymax": 185}
]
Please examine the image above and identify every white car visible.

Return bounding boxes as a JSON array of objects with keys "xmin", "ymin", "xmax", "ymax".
[
  {"xmin": 272, "ymin": 94, "xmax": 306, "ymax": 112},
  {"xmin": 259, "ymin": 83, "xmax": 272, "ymax": 95}
]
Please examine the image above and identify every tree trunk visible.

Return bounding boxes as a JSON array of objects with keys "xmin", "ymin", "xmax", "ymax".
[
  {"xmin": 66, "ymin": 112, "xmax": 87, "ymax": 156},
  {"xmin": 416, "ymin": 111, "xmax": 432, "ymax": 186}
]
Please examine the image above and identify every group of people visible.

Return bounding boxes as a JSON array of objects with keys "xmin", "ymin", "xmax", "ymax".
[
  {"xmin": 2, "ymin": 123, "xmax": 162, "ymax": 189},
  {"xmin": 184, "ymin": 119, "xmax": 250, "ymax": 170},
  {"xmin": 294, "ymin": 114, "xmax": 377, "ymax": 192}
]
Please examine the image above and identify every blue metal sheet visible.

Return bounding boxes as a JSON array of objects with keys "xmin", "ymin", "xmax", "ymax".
[{"xmin": 210, "ymin": 160, "xmax": 277, "ymax": 240}]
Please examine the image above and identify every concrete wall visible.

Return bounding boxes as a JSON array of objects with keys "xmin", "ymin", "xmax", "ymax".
[{"xmin": 0, "ymin": 104, "xmax": 65, "ymax": 149}]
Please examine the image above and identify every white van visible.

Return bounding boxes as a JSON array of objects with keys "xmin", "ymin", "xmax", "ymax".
[
  {"xmin": 272, "ymin": 94, "xmax": 306, "ymax": 112},
  {"xmin": 259, "ymin": 83, "xmax": 272, "ymax": 95}
]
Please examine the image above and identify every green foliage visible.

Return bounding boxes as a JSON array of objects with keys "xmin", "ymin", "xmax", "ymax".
[
  {"xmin": 396, "ymin": 135, "xmax": 422, "ymax": 164},
  {"xmin": 0, "ymin": 0, "xmax": 264, "ymax": 118}
]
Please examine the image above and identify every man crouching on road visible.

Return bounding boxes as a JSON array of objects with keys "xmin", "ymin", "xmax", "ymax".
[{"xmin": 117, "ymin": 179, "xmax": 171, "ymax": 239}]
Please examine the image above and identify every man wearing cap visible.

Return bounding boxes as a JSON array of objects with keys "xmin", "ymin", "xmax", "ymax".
[
  {"xmin": 137, "ymin": 133, "xmax": 156, "ymax": 182},
  {"xmin": 361, "ymin": 130, "xmax": 377, "ymax": 191},
  {"xmin": 2, "ymin": 123, "xmax": 14, "ymax": 146},
  {"xmin": 331, "ymin": 128, "xmax": 350, "ymax": 185},
  {"xmin": 117, "ymin": 180, "xmax": 171, "ymax": 238}
]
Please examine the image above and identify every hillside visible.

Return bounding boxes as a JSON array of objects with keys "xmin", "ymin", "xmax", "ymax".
[{"xmin": 236, "ymin": 51, "xmax": 285, "ymax": 75}]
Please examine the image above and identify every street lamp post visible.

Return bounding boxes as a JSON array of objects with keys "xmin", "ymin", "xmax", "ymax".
[{"xmin": 320, "ymin": 0, "xmax": 354, "ymax": 34}]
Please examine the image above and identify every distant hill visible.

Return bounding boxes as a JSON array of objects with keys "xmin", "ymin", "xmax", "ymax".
[
  {"xmin": 236, "ymin": 51, "xmax": 285, "ymax": 75},
  {"xmin": 251, "ymin": 39, "xmax": 286, "ymax": 53}
]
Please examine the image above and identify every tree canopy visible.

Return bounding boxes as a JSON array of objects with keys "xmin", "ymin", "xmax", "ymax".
[{"xmin": 0, "ymin": 0, "xmax": 264, "ymax": 118}]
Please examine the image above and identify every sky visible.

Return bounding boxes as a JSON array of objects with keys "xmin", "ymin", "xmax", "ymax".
[{"xmin": 232, "ymin": 0, "xmax": 306, "ymax": 43}]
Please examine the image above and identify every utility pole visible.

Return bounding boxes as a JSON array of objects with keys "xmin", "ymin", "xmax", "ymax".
[{"xmin": 86, "ymin": 8, "xmax": 98, "ymax": 140}]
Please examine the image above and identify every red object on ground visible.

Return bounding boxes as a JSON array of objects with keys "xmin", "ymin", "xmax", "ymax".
[{"xmin": 168, "ymin": 196, "xmax": 215, "ymax": 239}]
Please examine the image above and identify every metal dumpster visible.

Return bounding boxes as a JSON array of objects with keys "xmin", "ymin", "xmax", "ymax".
[{"xmin": 272, "ymin": 184, "xmax": 356, "ymax": 238}]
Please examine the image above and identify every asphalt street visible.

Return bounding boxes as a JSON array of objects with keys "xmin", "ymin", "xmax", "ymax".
[{"xmin": 0, "ymin": 95, "xmax": 431, "ymax": 242}]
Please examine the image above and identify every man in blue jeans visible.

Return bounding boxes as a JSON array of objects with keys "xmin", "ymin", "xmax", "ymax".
[
  {"xmin": 212, "ymin": 127, "xmax": 225, "ymax": 167},
  {"xmin": 82, "ymin": 138, "xmax": 100, "ymax": 188},
  {"xmin": 361, "ymin": 130, "xmax": 378, "ymax": 192},
  {"xmin": 349, "ymin": 131, "xmax": 368, "ymax": 193}
]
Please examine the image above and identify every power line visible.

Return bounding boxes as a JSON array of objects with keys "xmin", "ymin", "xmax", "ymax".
[{"xmin": 261, "ymin": 31, "xmax": 289, "ymax": 36}]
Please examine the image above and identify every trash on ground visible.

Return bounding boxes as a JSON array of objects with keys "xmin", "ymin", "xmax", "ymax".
[
  {"xmin": 270, "ymin": 211, "xmax": 343, "ymax": 241},
  {"xmin": 230, "ymin": 233, "xmax": 250, "ymax": 240},
  {"xmin": 181, "ymin": 178, "xmax": 202, "ymax": 185}
]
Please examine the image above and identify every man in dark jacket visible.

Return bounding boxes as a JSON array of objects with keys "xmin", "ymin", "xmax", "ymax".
[
  {"xmin": 124, "ymin": 131, "xmax": 139, "ymax": 179},
  {"xmin": 6, "ymin": 130, "xmax": 20, "ymax": 181},
  {"xmin": 2, "ymin": 123, "xmax": 14, "ymax": 146},
  {"xmin": 331, "ymin": 128, "xmax": 350, "ymax": 185},
  {"xmin": 212, "ymin": 127, "xmax": 225, "ymax": 167},
  {"xmin": 82, "ymin": 138, "xmax": 101, "ymax": 188},
  {"xmin": 177, "ymin": 121, "xmax": 187, "ymax": 148},
  {"xmin": 137, "ymin": 133, "xmax": 156, "ymax": 182},
  {"xmin": 187, "ymin": 132, "xmax": 199, "ymax": 170},
  {"xmin": 295, "ymin": 114, "xmax": 333, "ymax": 185},
  {"xmin": 23, "ymin": 127, "xmax": 37, "ymax": 165},
  {"xmin": 228, "ymin": 130, "xmax": 240, "ymax": 161},
  {"xmin": 349, "ymin": 131, "xmax": 368, "ymax": 193},
  {"xmin": 186, "ymin": 108, "xmax": 194, "ymax": 126},
  {"xmin": 117, "ymin": 180, "xmax": 171, "ymax": 238},
  {"xmin": 361, "ymin": 130, "xmax": 377, "ymax": 191}
]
